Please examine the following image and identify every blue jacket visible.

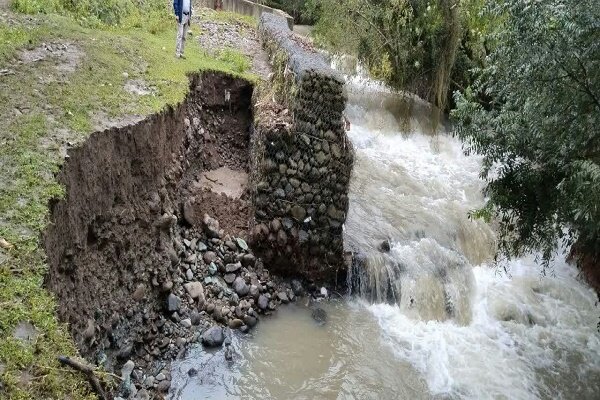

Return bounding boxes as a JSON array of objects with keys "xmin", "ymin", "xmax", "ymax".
[{"xmin": 173, "ymin": 0, "xmax": 192, "ymax": 23}]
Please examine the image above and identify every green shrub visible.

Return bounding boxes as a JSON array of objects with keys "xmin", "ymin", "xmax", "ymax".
[
  {"xmin": 452, "ymin": 0, "xmax": 600, "ymax": 268},
  {"xmin": 12, "ymin": 0, "xmax": 62, "ymax": 14},
  {"xmin": 216, "ymin": 47, "xmax": 251, "ymax": 73},
  {"xmin": 12, "ymin": 0, "xmax": 170, "ymax": 27},
  {"xmin": 310, "ymin": 0, "xmax": 491, "ymax": 110}
]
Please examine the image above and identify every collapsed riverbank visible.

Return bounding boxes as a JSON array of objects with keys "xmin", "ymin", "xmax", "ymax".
[
  {"xmin": 43, "ymin": 71, "xmax": 332, "ymax": 398},
  {"xmin": 0, "ymin": 7, "xmax": 259, "ymax": 399},
  {"xmin": 41, "ymin": 11, "xmax": 356, "ymax": 396},
  {"xmin": 0, "ymin": 4, "xmax": 355, "ymax": 398}
]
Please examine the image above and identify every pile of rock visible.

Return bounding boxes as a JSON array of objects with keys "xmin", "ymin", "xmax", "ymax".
[
  {"xmin": 250, "ymin": 13, "xmax": 354, "ymax": 281},
  {"xmin": 115, "ymin": 213, "xmax": 305, "ymax": 397},
  {"xmin": 169, "ymin": 213, "xmax": 301, "ymax": 332}
]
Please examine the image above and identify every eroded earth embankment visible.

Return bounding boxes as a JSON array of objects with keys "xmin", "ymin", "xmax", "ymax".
[
  {"xmin": 42, "ymin": 13, "xmax": 355, "ymax": 398},
  {"xmin": 43, "ymin": 72, "xmax": 304, "ymax": 397}
]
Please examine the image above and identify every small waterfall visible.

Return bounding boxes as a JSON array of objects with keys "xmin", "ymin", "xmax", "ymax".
[
  {"xmin": 347, "ymin": 251, "xmax": 401, "ymax": 305},
  {"xmin": 337, "ymin": 55, "xmax": 496, "ymax": 325},
  {"xmin": 347, "ymin": 239, "xmax": 478, "ymax": 325}
]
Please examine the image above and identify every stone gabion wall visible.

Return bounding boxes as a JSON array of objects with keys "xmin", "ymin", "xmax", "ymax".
[{"xmin": 250, "ymin": 13, "xmax": 354, "ymax": 282}]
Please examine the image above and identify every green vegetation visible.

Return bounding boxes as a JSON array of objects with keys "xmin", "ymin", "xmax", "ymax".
[
  {"xmin": 453, "ymin": 0, "xmax": 600, "ymax": 269},
  {"xmin": 12, "ymin": 0, "xmax": 167, "ymax": 26},
  {"xmin": 308, "ymin": 0, "xmax": 490, "ymax": 110},
  {"xmin": 261, "ymin": 0, "xmax": 314, "ymax": 24},
  {"xmin": 0, "ymin": 2, "xmax": 254, "ymax": 398},
  {"xmin": 217, "ymin": 47, "xmax": 252, "ymax": 73},
  {"xmin": 311, "ymin": 0, "xmax": 600, "ymax": 277}
]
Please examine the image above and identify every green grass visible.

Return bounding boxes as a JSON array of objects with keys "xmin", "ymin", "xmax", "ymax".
[
  {"xmin": 0, "ymin": 21, "xmax": 52, "ymax": 62},
  {"xmin": 0, "ymin": 7, "xmax": 255, "ymax": 399},
  {"xmin": 206, "ymin": 9, "xmax": 258, "ymax": 27},
  {"xmin": 216, "ymin": 47, "xmax": 252, "ymax": 73}
]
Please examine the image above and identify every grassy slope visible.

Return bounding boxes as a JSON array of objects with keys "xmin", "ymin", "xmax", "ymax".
[{"xmin": 0, "ymin": 6, "xmax": 255, "ymax": 399}]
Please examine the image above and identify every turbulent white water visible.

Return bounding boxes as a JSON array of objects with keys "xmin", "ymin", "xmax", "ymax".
[
  {"xmin": 342, "ymin": 67, "xmax": 600, "ymax": 399},
  {"xmin": 171, "ymin": 58, "xmax": 600, "ymax": 400},
  {"xmin": 344, "ymin": 67, "xmax": 600, "ymax": 399}
]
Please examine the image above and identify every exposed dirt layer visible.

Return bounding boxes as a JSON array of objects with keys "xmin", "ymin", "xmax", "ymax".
[
  {"xmin": 42, "ymin": 72, "xmax": 265, "ymax": 397},
  {"xmin": 177, "ymin": 75, "xmax": 253, "ymax": 236},
  {"xmin": 198, "ymin": 167, "xmax": 248, "ymax": 199},
  {"xmin": 183, "ymin": 189, "xmax": 251, "ymax": 237},
  {"xmin": 182, "ymin": 75, "xmax": 253, "ymax": 172}
]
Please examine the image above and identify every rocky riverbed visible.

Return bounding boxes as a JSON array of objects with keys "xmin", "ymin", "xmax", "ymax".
[{"xmin": 110, "ymin": 211, "xmax": 333, "ymax": 399}]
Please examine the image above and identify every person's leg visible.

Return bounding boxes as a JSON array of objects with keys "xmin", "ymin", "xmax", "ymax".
[
  {"xmin": 176, "ymin": 19, "xmax": 184, "ymax": 57},
  {"xmin": 180, "ymin": 14, "xmax": 189, "ymax": 57}
]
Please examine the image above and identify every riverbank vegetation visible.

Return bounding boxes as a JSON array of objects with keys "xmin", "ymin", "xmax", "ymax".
[
  {"xmin": 309, "ymin": 0, "xmax": 491, "ymax": 110},
  {"xmin": 310, "ymin": 0, "xmax": 600, "ymax": 281},
  {"xmin": 453, "ymin": 0, "xmax": 600, "ymax": 276},
  {"xmin": 0, "ymin": 1, "xmax": 253, "ymax": 398},
  {"xmin": 260, "ymin": 0, "xmax": 316, "ymax": 24}
]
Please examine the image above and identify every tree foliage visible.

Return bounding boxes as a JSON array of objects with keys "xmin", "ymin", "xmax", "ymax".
[
  {"xmin": 310, "ymin": 0, "xmax": 491, "ymax": 109},
  {"xmin": 452, "ymin": 0, "xmax": 600, "ymax": 268}
]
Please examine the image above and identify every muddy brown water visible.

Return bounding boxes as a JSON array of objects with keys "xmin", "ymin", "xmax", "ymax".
[{"xmin": 170, "ymin": 301, "xmax": 428, "ymax": 400}]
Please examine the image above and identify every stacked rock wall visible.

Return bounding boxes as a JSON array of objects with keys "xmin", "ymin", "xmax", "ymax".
[{"xmin": 250, "ymin": 13, "xmax": 354, "ymax": 282}]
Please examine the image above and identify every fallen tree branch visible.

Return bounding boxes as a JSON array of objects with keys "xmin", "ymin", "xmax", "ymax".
[
  {"xmin": 58, "ymin": 356, "xmax": 108, "ymax": 400},
  {"xmin": 40, "ymin": 364, "xmax": 123, "ymax": 382}
]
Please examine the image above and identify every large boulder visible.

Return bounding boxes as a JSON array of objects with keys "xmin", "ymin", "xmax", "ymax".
[
  {"xmin": 184, "ymin": 282, "xmax": 204, "ymax": 300},
  {"xmin": 201, "ymin": 326, "xmax": 224, "ymax": 347}
]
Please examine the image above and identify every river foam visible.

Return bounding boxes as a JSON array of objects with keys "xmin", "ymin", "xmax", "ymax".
[
  {"xmin": 344, "ymin": 72, "xmax": 600, "ymax": 400},
  {"xmin": 369, "ymin": 254, "xmax": 600, "ymax": 399}
]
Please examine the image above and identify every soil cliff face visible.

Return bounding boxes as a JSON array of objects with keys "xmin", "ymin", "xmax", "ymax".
[{"xmin": 43, "ymin": 72, "xmax": 253, "ymax": 375}]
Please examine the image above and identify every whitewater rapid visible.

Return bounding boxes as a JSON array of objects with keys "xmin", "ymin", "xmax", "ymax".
[{"xmin": 343, "ymin": 71, "xmax": 600, "ymax": 399}]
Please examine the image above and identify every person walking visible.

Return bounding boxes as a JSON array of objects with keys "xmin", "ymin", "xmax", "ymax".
[{"xmin": 173, "ymin": 0, "xmax": 192, "ymax": 58}]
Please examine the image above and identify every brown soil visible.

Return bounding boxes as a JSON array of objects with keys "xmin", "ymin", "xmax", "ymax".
[
  {"xmin": 185, "ymin": 189, "xmax": 251, "ymax": 237},
  {"xmin": 197, "ymin": 167, "xmax": 248, "ymax": 199},
  {"xmin": 192, "ymin": 75, "xmax": 253, "ymax": 171},
  {"xmin": 43, "ymin": 72, "xmax": 254, "ymax": 392},
  {"xmin": 176, "ymin": 75, "xmax": 253, "ymax": 236}
]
